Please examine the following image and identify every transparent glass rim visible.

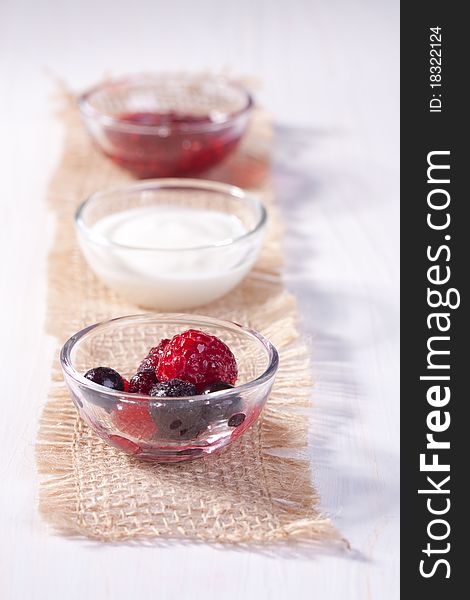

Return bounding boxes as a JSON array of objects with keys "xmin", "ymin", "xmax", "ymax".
[
  {"xmin": 60, "ymin": 313, "xmax": 279, "ymax": 405},
  {"xmin": 75, "ymin": 178, "xmax": 268, "ymax": 252},
  {"xmin": 78, "ymin": 73, "xmax": 254, "ymax": 134}
]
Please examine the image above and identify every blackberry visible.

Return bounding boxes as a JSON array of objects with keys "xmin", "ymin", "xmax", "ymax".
[
  {"xmin": 128, "ymin": 370, "xmax": 158, "ymax": 395},
  {"xmin": 149, "ymin": 378, "xmax": 197, "ymax": 398},
  {"xmin": 150, "ymin": 400, "xmax": 206, "ymax": 441},
  {"xmin": 148, "ymin": 379, "xmax": 202, "ymax": 440}
]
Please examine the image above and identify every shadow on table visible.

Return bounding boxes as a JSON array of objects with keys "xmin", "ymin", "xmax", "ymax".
[{"xmin": 271, "ymin": 122, "xmax": 399, "ymax": 561}]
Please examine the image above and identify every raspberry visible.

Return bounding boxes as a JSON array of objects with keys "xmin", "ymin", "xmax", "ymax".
[
  {"xmin": 128, "ymin": 370, "xmax": 158, "ymax": 394},
  {"xmin": 149, "ymin": 378, "xmax": 197, "ymax": 398},
  {"xmin": 138, "ymin": 339, "xmax": 170, "ymax": 373},
  {"xmin": 113, "ymin": 402, "xmax": 157, "ymax": 439},
  {"xmin": 84, "ymin": 367, "xmax": 125, "ymax": 391},
  {"xmin": 123, "ymin": 378, "xmax": 130, "ymax": 392},
  {"xmin": 157, "ymin": 330, "xmax": 238, "ymax": 386}
]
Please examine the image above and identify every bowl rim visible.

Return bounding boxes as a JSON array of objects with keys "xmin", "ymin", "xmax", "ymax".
[
  {"xmin": 75, "ymin": 178, "xmax": 268, "ymax": 252},
  {"xmin": 60, "ymin": 313, "xmax": 279, "ymax": 405},
  {"xmin": 78, "ymin": 73, "xmax": 254, "ymax": 134}
]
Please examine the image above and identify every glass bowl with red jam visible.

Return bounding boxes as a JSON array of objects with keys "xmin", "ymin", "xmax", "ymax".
[{"xmin": 79, "ymin": 74, "xmax": 254, "ymax": 178}]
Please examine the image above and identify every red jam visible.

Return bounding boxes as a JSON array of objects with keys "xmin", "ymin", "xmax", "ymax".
[{"xmin": 105, "ymin": 111, "xmax": 243, "ymax": 178}]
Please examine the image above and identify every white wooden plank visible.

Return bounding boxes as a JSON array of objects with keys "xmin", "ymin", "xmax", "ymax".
[{"xmin": 0, "ymin": 0, "xmax": 399, "ymax": 598}]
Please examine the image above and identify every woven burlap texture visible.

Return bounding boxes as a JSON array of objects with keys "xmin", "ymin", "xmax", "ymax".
[{"xmin": 36, "ymin": 94, "xmax": 339, "ymax": 545}]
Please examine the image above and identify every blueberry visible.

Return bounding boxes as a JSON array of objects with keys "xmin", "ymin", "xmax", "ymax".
[
  {"xmin": 197, "ymin": 380, "xmax": 234, "ymax": 394},
  {"xmin": 202, "ymin": 396, "xmax": 240, "ymax": 421},
  {"xmin": 84, "ymin": 367, "xmax": 125, "ymax": 391},
  {"xmin": 228, "ymin": 413, "xmax": 246, "ymax": 427},
  {"xmin": 196, "ymin": 380, "xmax": 241, "ymax": 424}
]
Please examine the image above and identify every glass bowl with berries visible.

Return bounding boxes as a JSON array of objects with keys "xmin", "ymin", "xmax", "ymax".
[
  {"xmin": 79, "ymin": 73, "xmax": 253, "ymax": 178},
  {"xmin": 60, "ymin": 314, "xmax": 279, "ymax": 461}
]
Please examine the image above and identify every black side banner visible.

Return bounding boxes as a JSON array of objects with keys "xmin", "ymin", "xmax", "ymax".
[{"xmin": 401, "ymin": 2, "xmax": 466, "ymax": 596}]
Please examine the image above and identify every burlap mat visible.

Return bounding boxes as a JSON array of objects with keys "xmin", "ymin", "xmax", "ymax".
[{"xmin": 36, "ymin": 90, "xmax": 340, "ymax": 545}]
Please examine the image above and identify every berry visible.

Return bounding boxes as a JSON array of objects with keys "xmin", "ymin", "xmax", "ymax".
[
  {"xmin": 157, "ymin": 330, "xmax": 238, "ymax": 386},
  {"xmin": 149, "ymin": 378, "xmax": 200, "ymax": 440},
  {"xmin": 128, "ymin": 370, "xmax": 158, "ymax": 395},
  {"xmin": 196, "ymin": 380, "xmax": 242, "ymax": 424},
  {"xmin": 228, "ymin": 413, "xmax": 246, "ymax": 428},
  {"xmin": 123, "ymin": 378, "xmax": 130, "ymax": 392},
  {"xmin": 202, "ymin": 395, "xmax": 242, "ymax": 424},
  {"xmin": 197, "ymin": 380, "xmax": 234, "ymax": 394},
  {"xmin": 113, "ymin": 402, "xmax": 157, "ymax": 439},
  {"xmin": 150, "ymin": 398, "xmax": 205, "ymax": 440},
  {"xmin": 84, "ymin": 367, "xmax": 125, "ymax": 391},
  {"xmin": 149, "ymin": 378, "xmax": 197, "ymax": 398},
  {"xmin": 138, "ymin": 339, "xmax": 170, "ymax": 373}
]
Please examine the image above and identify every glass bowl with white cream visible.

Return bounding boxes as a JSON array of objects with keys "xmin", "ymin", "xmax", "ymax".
[{"xmin": 75, "ymin": 179, "xmax": 267, "ymax": 309}]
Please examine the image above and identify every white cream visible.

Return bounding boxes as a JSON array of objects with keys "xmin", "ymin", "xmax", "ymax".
[
  {"xmin": 93, "ymin": 206, "xmax": 247, "ymax": 249},
  {"xmin": 79, "ymin": 205, "xmax": 262, "ymax": 310}
]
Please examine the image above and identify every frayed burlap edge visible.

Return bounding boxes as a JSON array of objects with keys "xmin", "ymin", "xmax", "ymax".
[{"xmin": 36, "ymin": 87, "xmax": 343, "ymax": 547}]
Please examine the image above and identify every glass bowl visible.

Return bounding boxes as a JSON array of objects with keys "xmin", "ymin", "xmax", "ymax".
[
  {"xmin": 75, "ymin": 179, "xmax": 267, "ymax": 310},
  {"xmin": 60, "ymin": 314, "xmax": 279, "ymax": 462},
  {"xmin": 79, "ymin": 73, "xmax": 253, "ymax": 178}
]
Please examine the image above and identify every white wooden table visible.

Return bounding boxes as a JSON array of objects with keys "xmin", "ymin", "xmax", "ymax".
[{"xmin": 0, "ymin": 0, "xmax": 400, "ymax": 598}]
